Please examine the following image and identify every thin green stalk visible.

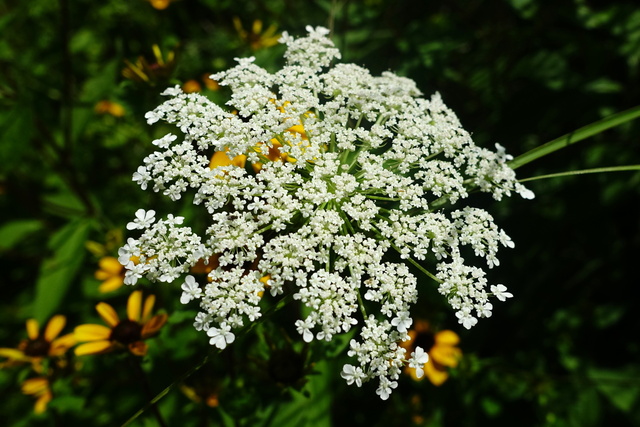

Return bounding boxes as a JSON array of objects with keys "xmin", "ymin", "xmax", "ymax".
[
  {"xmin": 518, "ymin": 165, "xmax": 640, "ymax": 183},
  {"xmin": 508, "ymin": 104, "xmax": 640, "ymax": 170}
]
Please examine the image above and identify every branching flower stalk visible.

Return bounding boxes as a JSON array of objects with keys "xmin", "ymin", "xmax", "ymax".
[{"xmin": 119, "ymin": 26, "xmax": 533, "ymax": 399}]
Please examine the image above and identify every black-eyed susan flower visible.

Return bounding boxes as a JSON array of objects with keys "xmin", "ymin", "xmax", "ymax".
[
  {"xmin": 146, "ymin": 0, "xmax": 177, "ymax": 10},
  {"xmin": 202, "ymin": 74, "xmax": 220, "ymax": 91},
  {"xmin": 21, "ymin": 377, "xmax": 52, "ymax": 414},
  {"xmin": 0, "ymin": 315, "xmax": 75, "ymax": 372},
  {"xmin": 232, "ymin": 17, "xmax": 280, "ymax": 51},
  {"xmin": 74, "ymin": 290, "xmax": 167, "ymax": 357},
  {"xmin": 94, "ymin": 100, "xmax": 126, "ymax": 117},
  {"xmin": 182, "ymin": 79, "xmax": 202, "ymax": 93},
  {"xmin": 122, "ymin": 44, "xmax": 176, "ymax": 85},
  {"xmin": 400, "ymin": 320, "xmax": 461, "ymax": 386}
]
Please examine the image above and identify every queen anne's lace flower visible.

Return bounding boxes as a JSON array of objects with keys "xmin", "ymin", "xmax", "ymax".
[{"xmin": 121, "ymin": 26, "xmax": 532, "ymax": 398}]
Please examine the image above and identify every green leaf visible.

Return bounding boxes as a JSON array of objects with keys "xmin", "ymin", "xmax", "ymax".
[
  {"xmin": 265, "ymin": 360, "xmax": 333, "ymax": 427},
  {"xmin": 34, "ymin": 219, "xmax": 92, "ymax": 322},
  {"xmin": 508, "ymin": 104, "xmax": 640, "ymax": 170},
  {"xmin": 0, "ymin": 219, "xmax": 43, "ymax": 250},
  {"xmin": 588, "ymin": 366, "xmax": 640, "ymax": 413}
]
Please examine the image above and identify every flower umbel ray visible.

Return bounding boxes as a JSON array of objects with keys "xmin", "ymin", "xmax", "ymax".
[{"xmin": 74, "ymin": 290, "xmax": 167, "ymax": 356}]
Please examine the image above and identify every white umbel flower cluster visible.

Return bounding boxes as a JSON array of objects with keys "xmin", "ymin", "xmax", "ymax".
[{"xmin": 122, "ymin": 26, "xmax": 531, "ymax": 398}]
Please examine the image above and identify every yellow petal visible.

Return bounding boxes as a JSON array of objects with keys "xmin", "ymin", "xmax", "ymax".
[
  {"xmin": 424, "ymin": 359, "xmax": 449, "ymax": 386},
  {"xmin": 75, "ymin": 324, "xmax": 112, "ymax": 341},
  {"xmin": 287, "ymin": 125, "xmax": 305, "ymax": 135},
  {"xmin": 26, "ymin": 319, "xmax": 39, "ymax": 340},
  {"xmin": 98, "ymin": 277, "xmax": 124, "ymax": 293},
  {"xmin": 141, "ymin": 314, "xmax": 168, "ymax": 339},
  {"xmin": 43, "ymin": 315, "xmax": 66, "ymax": 342},
  {"xmin": 0, "ymin": 347, "xmax": 28, "ymax": 361},
  {"xmin": 141, "ymin": 295, "xmax": 156, "ymax": 323},
  {"xmin": 127, "ymin": 290, "xmax": 143, "ymax": 322},
  {"xmin": 231, "ymin": 154, "xmax": 247, "ymax": 168},
  {"xmin": 34, "ymin": 390, "xmax": 52, "ymax": 414},
  {"xmin": 75, "ymin": 340, "xmax": 113, "ymax": 356},
  {"xmin": 49, "ymin": 333, "xmax": 76, "ymax": 356},
  {"xmin": 96, "ymin": 302, "xmax": 120, "ymax": 327},
  {"xmin": 434, "ymin": 330, "xmax": 460, "ymax": 346},
  {"xmin": 150, "ymin": 0, "xmax": 170, "ymax": 10},
  {"xmin": 128, "ymin": 341, "xmax": 148, "ymax": 356},
  {"xmin": 21, "ymin": 377, "xmax": 48, "ymax": 395},
  {"xmin": 98, "ymin": 257, "xmax": 123, "ymax": 275},
  {"xmin": 430, "ymin": 345, "xmax": 461, "ymax": 368},
  {"xmin": 209, "ymin": 151, "xmax": 233, "ymax": 169}
]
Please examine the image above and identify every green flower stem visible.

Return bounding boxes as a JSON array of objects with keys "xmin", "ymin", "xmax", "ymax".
[
  {"xmin": 508, "ymin": 104, "xmax": 640, "ymax": 170},
  {"xmin": 518, "ymin": 165, "xmax": 640, "ymax": 182}
]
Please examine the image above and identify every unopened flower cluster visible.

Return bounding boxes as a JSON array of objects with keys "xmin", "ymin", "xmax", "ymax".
[{"xmin": 119, "ymin": 26, "xmax": 531, "ymax": 399}]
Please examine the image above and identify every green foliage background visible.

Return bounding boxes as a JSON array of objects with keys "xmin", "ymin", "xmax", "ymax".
[{"xmin": 1, "ymin": 0, "xmax": 639, "ymax": 425}]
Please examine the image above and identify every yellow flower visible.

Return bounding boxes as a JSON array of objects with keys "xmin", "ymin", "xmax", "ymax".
[
  {"xmin": 21, "ymin": 377, "xmax": 53, "ymax": 414},
  {"xmin": 122, "ymin": 44, "xmax": 176, "ymax": 85},
  {"xmin": 94, "ymin": 100, "xmax": 126, "ymax": 117},
  {"xmin": 74, "ymin": 290, "xmax": 167, "ymax": 357},
  {"xmin": 400, "ymin": 320, "xmax": 461, "ymax": 386},
  {"xmin": 202, "ymin": 74, "xmax": 220, "ymax": 91},
  {"xmin": 95, "ymin": 256, "xmax": 125, "ymax": 293},
  {"xmin": 0, "ymin": 315, "xmax": 75, "ymax": 372},
  {"xmin": 233, "ymin": 17, "xmax": 281, "ymax": 51},
  {"xmin": 146, "ymin": 0, "xmax": 176, "ymax": 10},
  {"xmin": 182, "ymin": 79, "xmax": 202, "ymax": 93},
  {"xmin": 179, "ymin": 383, "xmax": 220, "ymax": 407}
]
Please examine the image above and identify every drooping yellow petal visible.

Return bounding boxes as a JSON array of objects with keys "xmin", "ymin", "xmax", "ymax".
[
  {"xmin": 434, "ymin": 330, "xmax": 460, "ymax": 346},
  {"xmin": 424, "ymin": 359, "xmax": 449, "ymax": 386},
  {"xmin": 127, "ymin": 290, "xmax": 143, "ymax": 322},
  {"xmin": 74, "ymin": 324, "xmax": 112, "ymax": 341},
  {"xmin": 49, "ymin": 333, "xmax": 76, "ymax": 356},
  {"xmin": 98, "ymin": 276, "xmax": 125, "ymax": 293},
  {"xmin": 43, "ymin": 315, "xmax": 66, "ymax": 342},
  {"xmin": 430, "ymin": 345, "xmax": 461, "ymax": 368},
  {"xmin": 96, "ymin": 302, "xmax": 120, "ymax": 327},
  {"xmin": 141, "ymin": 314, "xmax": 168, "ymax": 339},
  {"xmin": 128, "ymin": 341, "xmax": 148, "ymax": 356},
  {"xmin": 26, "ymin": 319, "xmax": 39, "ymax": 340},
  {"xmin": 75, "ymin": 340, "xmax": 113, "ymax": 356}
]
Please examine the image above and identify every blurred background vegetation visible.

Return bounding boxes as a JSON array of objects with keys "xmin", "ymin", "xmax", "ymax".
[{"xmin": 1, "ymin": 0, "xmax": 639, "ymax": 426}]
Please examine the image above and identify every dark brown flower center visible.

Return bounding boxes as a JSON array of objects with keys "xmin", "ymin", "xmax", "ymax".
[
  {"xmin": 23, "ymin": 337, "xmax": 51, "ymax": 357},
  {"xmin": 110, "ymin": 320, "xmax": 143, "ymax": 344}
]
